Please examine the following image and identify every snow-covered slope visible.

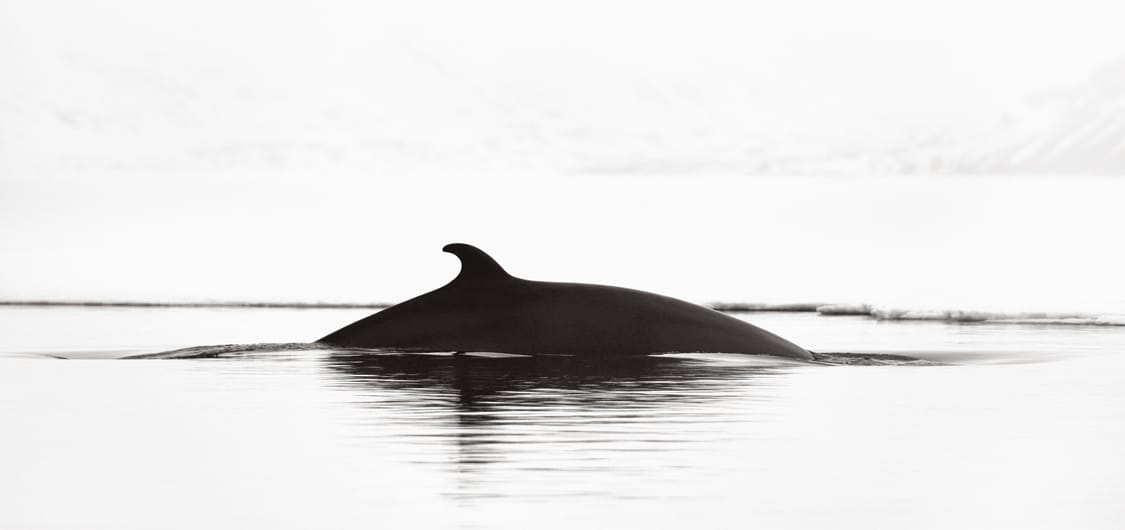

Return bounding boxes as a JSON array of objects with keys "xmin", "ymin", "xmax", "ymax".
[
  {"xmin": 732, "ymin": 59, "xmax": 1125, "ymax": 175},
  {"xmin": 957, "ymin": 59, "xmax": 1125, "ymax": 174},
  {"xmin": 1, "ymin": 3, "xmax": 1122, "ymax": 176}
]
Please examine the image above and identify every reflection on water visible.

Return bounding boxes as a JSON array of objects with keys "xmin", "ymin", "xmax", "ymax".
[
  {"xmin": 324, "ymin": 353, "xmax": 780, "ymax": 407},
  {"xmin": 2, "ymin": 308, "xmax": 1125, "ymax": 529},
  {"xmin": 320, "ymin": 353, "xmax": 789, "ymax": 503}
]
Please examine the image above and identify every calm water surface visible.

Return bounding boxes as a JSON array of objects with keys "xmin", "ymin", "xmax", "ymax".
[{"xmin": 2, "ymin": 307, "xmax": 1125, "ymax": 529}]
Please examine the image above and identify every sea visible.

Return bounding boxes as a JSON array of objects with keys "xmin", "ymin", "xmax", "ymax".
[{"xmin": 2, "ymin": 304, "xmax": 1124, "ymax": 530}]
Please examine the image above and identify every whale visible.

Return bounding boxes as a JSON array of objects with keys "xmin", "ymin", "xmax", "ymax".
[{"xmin": 317, "ymin": 243, "xmax": 813, "ymax": 360}]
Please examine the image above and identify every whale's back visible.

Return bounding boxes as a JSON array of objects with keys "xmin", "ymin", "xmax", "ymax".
[{"xmin": 319, "ymin": 278, "xmax": 812, "ymax": 359}]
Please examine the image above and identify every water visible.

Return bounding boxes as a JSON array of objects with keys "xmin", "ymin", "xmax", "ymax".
[{"xmin": 3, "ymin": 306, "xmax": 1125, "ymax": 529}]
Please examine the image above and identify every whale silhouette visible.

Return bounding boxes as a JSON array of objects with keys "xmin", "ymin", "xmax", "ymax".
[{"xmin": 318, "ymin": 243, "xmax": 813, "ymax": 360}]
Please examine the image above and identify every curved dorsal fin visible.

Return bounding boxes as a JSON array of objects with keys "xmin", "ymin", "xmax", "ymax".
[{"xmin": 442, "ymin": 243, "xmax": 511, "ymax": 283}]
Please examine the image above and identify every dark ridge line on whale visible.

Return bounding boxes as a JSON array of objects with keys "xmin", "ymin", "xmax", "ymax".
[{"xmin": 126, "ymin": 342, "xmax": 328, "ymax": 359}]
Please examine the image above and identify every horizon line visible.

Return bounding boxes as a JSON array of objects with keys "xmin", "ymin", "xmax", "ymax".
[
  {"xmin": 0, "ymin": 299, "xmax": 821, "ymax": 313},
  {"xmin": 0, "ymin": 300, "xmax": 394, "ymax": 309}
]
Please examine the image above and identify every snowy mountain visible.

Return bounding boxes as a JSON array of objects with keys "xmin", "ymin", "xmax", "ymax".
[
  {"xmin": 2, "ymin": 33, "xmax": 1122, "ymax": 176},
  {"xmin": 718, "ymin": 58, "xmax": 1125, "ymax": 175},
  {"xmin": 950, "ymin": 59, "xmax": 1125, "ymax": 174}
]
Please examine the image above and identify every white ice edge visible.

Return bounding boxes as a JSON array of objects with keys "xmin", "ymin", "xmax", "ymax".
[{"xmin": 810, "ymin": 303, "xmax": 1125, "ymax": 326}]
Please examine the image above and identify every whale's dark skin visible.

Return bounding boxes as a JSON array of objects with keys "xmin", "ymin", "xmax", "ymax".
[{"xmin": 318, "ymin": 244, "xmax": 813, "ymax": 360}]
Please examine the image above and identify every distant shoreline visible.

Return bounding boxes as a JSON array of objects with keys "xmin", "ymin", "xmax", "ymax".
[
  {"xmin": 0, "ymin": 300, "xmax": 823, "ymax": 311},
  {"xmin": 1, "ymin": 300, "xmax": 1122, "ymax": 326},
  {"xmin": 0, "ymin": 300, "xmax": 392, "ymax": 309},
  {"xmin": 0, "ymin": 300, "xmax": 818, "ymax": 311}
]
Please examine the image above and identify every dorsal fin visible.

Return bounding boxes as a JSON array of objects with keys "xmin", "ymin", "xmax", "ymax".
[{"xmin": 442, "ymin": 243, "xmax": 511, "ymax": 283}]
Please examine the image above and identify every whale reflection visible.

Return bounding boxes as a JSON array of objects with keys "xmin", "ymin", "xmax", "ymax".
[
  {"xmin": 319, "ymin": 352, "xmax": 789, "ymax": 495},
  {"xmin": 321, "ymin": 352, "xmax": 785, "ymax": 409}
]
